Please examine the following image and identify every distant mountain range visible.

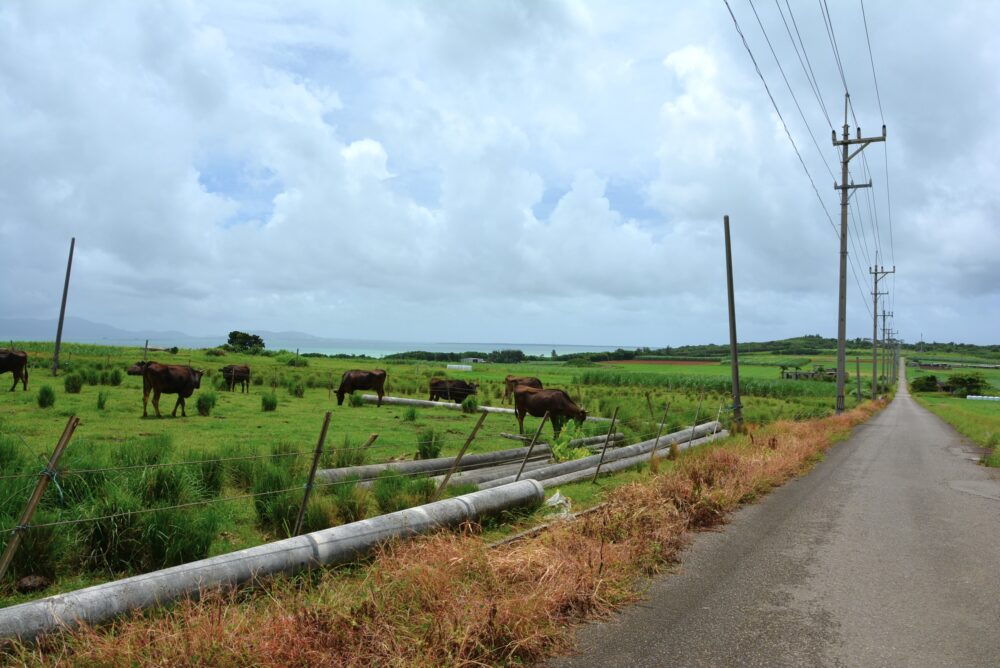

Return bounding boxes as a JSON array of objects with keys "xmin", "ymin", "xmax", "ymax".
[{"xmin": 0, "ymin": 316, "xmax": 348, "ymax": 350}]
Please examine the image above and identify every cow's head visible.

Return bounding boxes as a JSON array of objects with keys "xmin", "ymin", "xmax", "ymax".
[
  {"xmin": 192, "ymin": 369, "xmax": 204, "ymax": 388},
  {"xmin": 127, "ymin": 361, "xmax": 150, "ymax": 376},
  {"xmin": 573, "ymin": 408, "xmax": 587, "ymax": 426}
]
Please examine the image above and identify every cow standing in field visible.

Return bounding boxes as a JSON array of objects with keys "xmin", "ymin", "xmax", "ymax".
[
  {"xmin": 127, "ymin": 361, "xmax": 204, "ymax": 418},
  {"xmin": 428, "ymin": 378, "xmax": 478, "ymax": 403},
  {"xmin": 336, "ymin": 369, "xmax": 387, "ymax": 406},
  {"xmin": 0, "ymin": 349, "xmax": 28, "ymax": 391},
  {"xmin": 513, "ymin": 386, "xmax": 587, "ymax": 438},
  {"xmin": 221, "ymin": 364, "xmax": 251, "ymax": 392},
  {"xmin": 503, "ymin": 375, "xmax": 542, "ymax": 403}
]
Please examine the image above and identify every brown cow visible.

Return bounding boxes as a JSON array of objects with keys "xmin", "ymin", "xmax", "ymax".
[
  {"xmin": 221, "ymin": 364, "xmax": 251, "ymax": 392},
  {"xmin": 0, "ymin": 349, "xmax": 28, "ymax": 391},
  {"xmin": 127, "ymin": 361, "xmax": 204, "ymax": 418},
  {"xmin": 513, "ymin": 386, "xmax": 587, "ymax": 438},
  {"xmin": 336, "ymin": 369, "xmax": 386, "ymax": 406},
  {"xmin": 428, "ymin": 378, "xmax": 478, "ymax": 403},
  {"xmin": 503, "ymin": 375, "xmax": 542, "ymax": 403}
]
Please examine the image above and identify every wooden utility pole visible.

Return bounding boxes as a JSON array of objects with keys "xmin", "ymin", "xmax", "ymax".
[
  {"xmin": 834, "ymin": 93, "xmax": 885, "ymax": 413},
  {"xmin": 51, "ymin": 237, "xmax": 76, "ymax": 376},
  {"xmin": 880, "ymin": 309, "xmax": 893, "ymax": 390},
  {"xmin": 855, "ymin": 357, "xmax": 862, "ymax": 401},
  {"xmin": 870, "ymin": 254, "xmax": 894, "ymax": 398},
  {"xmin": 723, "ymin": 215, "xmax": 744, "ymax": 430}
]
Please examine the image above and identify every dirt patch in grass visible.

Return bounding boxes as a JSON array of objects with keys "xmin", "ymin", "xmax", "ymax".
[{"xmin": 9, "ymin": 402, "xmax": 883, "ymax": 666}]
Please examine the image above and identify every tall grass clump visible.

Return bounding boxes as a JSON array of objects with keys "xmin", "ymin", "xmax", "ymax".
[
  {"xmin": 251, "ymin": 465, "xmax": 299, "ymax": 537},
  {"xmin": 261, "ymin": 392, "xmax": 278, "ymax": 412},
  {"xmin": 287, "ymin": 380, "xmax": 305, "ymax": 398},
  {"xmin": 96, "ymin": 389, "xmax": 110, "ymax": 410},
  {"xmin": 187, "ymin": 450, "xmax": 225, "ymax": 497},
  {"xmin": 63, "ymin": 373, "xmax": 84, "ymax": 394},
  {"xmin": 461, "ymin": 395, "xmax": 479, "ymax": 414},
  {"xmin": 196, "ymin": 391, "xmax": 218, "ymax": 416},
  {"xmin": 37, "ymin": 385, "xmax": 56, "ymax": 408},
  {"xmin": 112, "ymin": 433, "xmax": 173, "ymax": 469},
  {"xmin": 145, "ymin": 506, "xmax": 221, "ymax": 568},
  {"xmin": 136, "ymin": 466, "xmax": 199, "ymax": 506},
  {"xmin": 84, "ymin": 368, "xmax": 100, "ymax": 386},
  {"xmin": 1, "ymin": 510, "xmax": 67, "ymax": 582},
  {"xmin": 78, "ymin": 482, "xmax": 147, "ymax": 572},
  {"xmin": 108, "ymin": 368, "xmax": 123, "ymax": 386},
  {"xmin": 331, "ymin": 476, "xmax": 368, "ymax": 523},
  {"xmin": 324, "ymin": 435, "xmax": 370, "ymax": 469},
  {"xmin": 415, "ymin": 428, "xmax": 443, "ymax": 460},
  {"xmin": 372, "ymin": 471, "xmax": 436, "ymax": 514},
  {"xmin": 300, "ymin": 496, "xmax": 337, "ymax": 534},
  {"xmin": 348, "ymin": 392, "xmax": 364, "ymax": 407},
  {"xmin": 222, "ymin": 444, "xmax": 256, "ymax": 491},
  {"xmin": 403, "ymin": 406, "xmax": 418, "ymax": 422}
]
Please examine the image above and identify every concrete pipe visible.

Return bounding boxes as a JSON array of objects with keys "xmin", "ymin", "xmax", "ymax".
[
  {"xmin": 0, "ymin": 481, "xmax": 545, "ymax": 643},
  {"xmin": 315, "ymin": 444, "xmax": 554, "ymax": 484},
  {"xmin": 361, "ymin": 395, "xmax": 612, "ymax": 422}
]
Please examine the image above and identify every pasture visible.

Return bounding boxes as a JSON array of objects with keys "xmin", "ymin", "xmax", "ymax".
[{"xmin": 0, "ymin": 341, "xmax": 870, "ymax": 606}]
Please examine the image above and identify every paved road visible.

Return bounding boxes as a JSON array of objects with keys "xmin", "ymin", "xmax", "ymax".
[{"xmin": 550, "ymin": 364, "xmax": 1000, "ymax": 668}]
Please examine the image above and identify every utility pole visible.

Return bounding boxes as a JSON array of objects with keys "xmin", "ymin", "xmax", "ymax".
[
  {"xmin": 870, "ymin": 255, "xmax": 894, "ymax": 398},
  {"xmin": 723, "ymin": 215, "xmax": 743, "ymax": 430},
  {"xmin": 834, "ymin": 93, "xmax": 885, "ymax": 413},
  {"xmin": 51, "ymin": 237, "xmax": 76, "ymax": 376},
  {"xmin": 880, "ymin": 309, "xmax": 893, "ymax": 390}
]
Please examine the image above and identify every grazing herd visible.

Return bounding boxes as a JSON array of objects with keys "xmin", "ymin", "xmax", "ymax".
[{"xmin": 8, "ymin": 349, "xmax": 588, "ymax": 434}]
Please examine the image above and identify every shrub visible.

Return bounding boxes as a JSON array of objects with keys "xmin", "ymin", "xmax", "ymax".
[
  {"xmin": 461, "ymin": 395, "xmax": 479, "ymax": 414},
  {"xmin": 205, "ymin": 348, "xmax": 227, "ymax": 357},
  {"xmin": 348, "ymin": 393, "xmax": 364, "ymax": 407},
  {"xmin": 96, "ymin": 390, "xmax": 110, "ymax": 410},
  {"xmin": 287, "ymin": 381, "xmax": 305, "ymax": 398},
  {"xmin": 37, "ymin": 385, "xmax": 56, "ymax": 408},
  {"xmin": 108, "ymin": 368, "xmax": 123, "ymax": 386},
  {"xmin": 403, "ymin": 406, "xmax": 418, "ymax": 422},
  {"xmin": 64, "ymin": 374, "xmax": 84, "ymax": 394},
  {"xmin": 252, "ymin": 374, "xmax": 264, "ymax": 386},
  {"xmin": 331, "ymin": 476, "xmax": 368, "ymax": 524},
  {"xmin": 285, "ymin": 356, "xmax": 308, "ymax": 367},
  {"xmin": 261, "ymin": 392, "xmax": 278, "ymax": 412},
  {"xmin": 85, "ymin": 368, "xmax": 100, "ymax": 386},
  {"xmin": 943, "ymin": 372, "xmax": 990, "ymax": 397},
  {"xmin": 212, "ymin": 374, "xmax": 230, "ymax": 391},
  {"xmin": 196, "ymin": 391, "xmax": 218, "ymax": 416},
  {"xmin": 416, "ymin": 428, "xmax": 443, "ymax": 460}
]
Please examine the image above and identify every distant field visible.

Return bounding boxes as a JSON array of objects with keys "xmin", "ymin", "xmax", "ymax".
[{"xmin": 0, "ymin": 340, "xmax": 876, "ymax": 606}]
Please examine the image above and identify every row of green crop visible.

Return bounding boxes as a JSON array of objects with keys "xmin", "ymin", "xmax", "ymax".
[{"xmin": 572, "ymin": 370, "xmax": 840, "ymax": 398}]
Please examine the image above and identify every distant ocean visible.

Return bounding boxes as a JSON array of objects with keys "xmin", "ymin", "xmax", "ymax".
[{"xmin": 274, "ymin": 340, "xmax": 627, "ymax": 359}]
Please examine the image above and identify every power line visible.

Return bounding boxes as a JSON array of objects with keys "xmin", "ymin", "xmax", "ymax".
[{"xmin": 775, "ymin": 0, "xmax": 832, "ymax": 129}]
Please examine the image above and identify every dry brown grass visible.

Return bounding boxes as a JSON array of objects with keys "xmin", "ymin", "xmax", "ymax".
[{"xmin": 6, "ymin": 402, "xmax": 881, "ymax": 667}]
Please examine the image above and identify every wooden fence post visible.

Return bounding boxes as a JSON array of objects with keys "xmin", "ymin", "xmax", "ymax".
[
  {"xmin": 592, "ymin": 407, "xmax": 620, "ymax": 483},
  {"xmin": 0, "ymin": 416, "xmax": 79, "ymax": 582},
  {"xmin": 648, "ymin": 403, "xmax": 671, "ymax": 464},
  {"xmin": 434, "ymin": 411, "xmax": 488, "ymax": 499},
  {"xmin": 293, "ymin": 412, "xmax": 332, "ymax": 536},
  {"xmin": 515, "ymin": 412, "xmax": 549, "ymax": 482}
]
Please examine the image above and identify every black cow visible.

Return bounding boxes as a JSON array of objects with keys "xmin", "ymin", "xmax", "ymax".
[
  {"xmin": 221, "ymin": 364, "xmax": 251, "ymax": 392},
  {"xmin": 503, "ymin": 375, "xmax": 542, "ymax": 403},
  {"xmin": 0, "ymin": 349, "xmax": 28, "ymax": 391},
  {"xmin": 127, "ymin": 361, "xmax": 204, "ymax": 418},
  {"xmin": 337, "ymin": 369, "xmax": 387, "ymax": 406},
  {"xmin": 428, "ymin": 378, "xmax": 478, "ymax": 403},
  {"xmin": 513, "ymin": 386, "xmax": 587, "ymax": 438}
]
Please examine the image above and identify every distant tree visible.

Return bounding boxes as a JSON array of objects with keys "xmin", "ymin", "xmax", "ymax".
[
  {"xmin": 488, "ymin": 349, "xmax": 526, "ymax": 364},
  {"xmin": 226, "ymin": 331, "xmax": 265, "ymax": 354},
  {"xmin": 551, "ymin": 349, "xmax": 557, "ymax": 359}
]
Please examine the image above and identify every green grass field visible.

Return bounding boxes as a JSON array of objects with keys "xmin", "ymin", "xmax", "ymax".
[{"xmin": 0, "ymin": 340, "xmax": 876, "ymax": 606}]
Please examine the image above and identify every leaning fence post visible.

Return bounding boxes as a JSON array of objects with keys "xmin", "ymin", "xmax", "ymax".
[
  {"xmin": 515, "ymin": 412, "xmax": 549, "ymax": 482},
  {"xmin": 434, "ymin": 411, "xmax": 488, "ymax": 499},
  {"xmin": 591, "ymin": 407, "xmax": 619, "ymax": 483},
  {"xmin": 648, "ymin": 403, "xmax": 671, "ymax": 464},
  {"xmin": 293, "ymin": 411, "xmax": 332, "ymax": 536},
  {"xmin": 712, "ymin": 403, "xmax": 723, "ymax": 438},
  {"xmin": 0, "ymin": 416, "xmax": 79, "ymax": 583},
  {"xmin": 686, "ymin": 395, "xmax": 704, "ymax": 451}
]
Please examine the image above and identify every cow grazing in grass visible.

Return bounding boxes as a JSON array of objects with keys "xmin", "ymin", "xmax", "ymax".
[
  {"xmin": 127, "ymin": 361, "xmax": 204, "ymax": 418},
  {"xmin": 0, "ymin": 349, "xmax": 28, "ymax": 391},
  {"xmin": 221, "ymin": 364, "xmax": 251, "ymax": 392},
  {"xmin": 513, "ymin": 386, "xmax": 587, "ymax": 438},
  {"xmin": 428, "ymin": 378, "xmax": 478, "ymax": 404},
  {"xmin": 503, "ymin": 375, "xmax": 542, "ymax": 403},
  {"xmin": 337, "ymin": 369, "xmax": 387, "ymax": 406}
]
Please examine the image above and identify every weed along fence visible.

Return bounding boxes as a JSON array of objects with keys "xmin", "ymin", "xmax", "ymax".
[{"xmin": 0, "ymin": 481, "xmax": 546, "ymax": 642}]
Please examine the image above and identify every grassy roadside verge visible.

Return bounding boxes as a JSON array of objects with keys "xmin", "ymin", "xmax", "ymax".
[
  {"xmin": 6, "ymin": 401, "xmax": 883, "ymax": 666},
  {"xmin": 912, "ymin": 394, "xmax": 1000, "ymax": 466}
]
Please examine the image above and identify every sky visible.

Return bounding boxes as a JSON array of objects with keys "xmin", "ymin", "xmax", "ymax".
[{"xmin": 1, "ymin": 1, "xmax": 997, "ymax": 347}]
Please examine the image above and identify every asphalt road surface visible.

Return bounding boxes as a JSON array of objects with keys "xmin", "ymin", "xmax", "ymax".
[{"xmin": 550, "ymin": 364, "xmax": 1000, "ymax": 668}]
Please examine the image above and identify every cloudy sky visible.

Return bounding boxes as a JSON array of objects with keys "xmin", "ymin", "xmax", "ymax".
[{"xmin": 1, "ymin": 1, "xmax": 997, "ymax": 347}]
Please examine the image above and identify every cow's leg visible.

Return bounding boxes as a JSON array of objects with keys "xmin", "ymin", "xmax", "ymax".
[
  {"xmin": 152, "ymin": 389, "xmax": 162, "ymax": 418},
  {"xmin": 376, "ymin": 385, "xmax": 383, "ymax": 407},
  {"xmin": 516, "ymin": 410, "xmax": 525, "ymax": 435},
  {"xmin": 142, "ymin": 384, "xmax": 151, "ymax": 417},
  {"xmin": 8, "ymin": 374, "xmax": 15, "ymax": 392},
  {"xmin": 173, "ymin": 395, "xmax": 185, "ymax": 417},
  {"xmin": 22, "ymin": 365, "xmax": 27, "ymax": 391},
  {"xmin": 552, "ymin": 416, "xmax": 564, "ymax": 439}
]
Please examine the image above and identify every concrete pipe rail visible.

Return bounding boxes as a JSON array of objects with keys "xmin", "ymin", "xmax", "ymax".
[
  {"xmin": 0, "ymin": 481, "xmax": 545, "ymax": 643},
  {"xmin": 316, "ymin": 444, "xmax": 554, "ymax": 484},
  {"xmin": 361, "ymin": 394, "xmax": 613, "ymax": 422},
  {"xmin": 478, "ymin": 422, "xmax": 722, "ymax": 490},
  {"xmin": 499, "ymin": 432, "xmax": 626, "ymax": 449},
  {"xmin": 540, "ymin": 431, "xmax": 730, "ymax": 489},
  {"xmin": 431, "ymin": 459, "xmax": 553, "ymax": 487}
]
